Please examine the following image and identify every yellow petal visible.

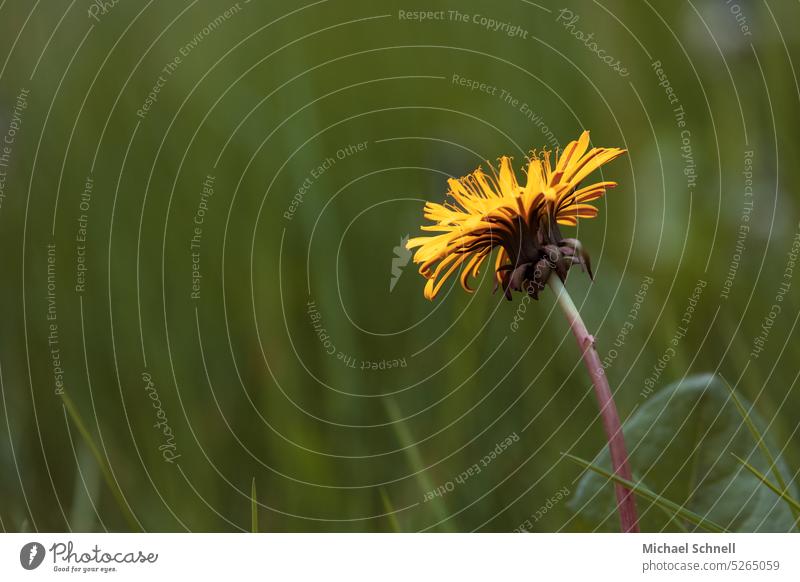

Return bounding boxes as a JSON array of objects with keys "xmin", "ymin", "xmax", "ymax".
[
  {"xmin": 551, "ymin": 130, "xmax": 590, "ymax": 185},
  {"xmin": 494, "ymin": 247, "xmax": 509, "ymax": 285},
  {"xmin": 558, "ymin": 203, "xmax": 599, "ymax": 219},
  {"xmin": 459, "ymin": 250, "xmax": 488, "ymax": 292},
  {"xmin": 424, "ymin": 253, "xmax": 469, "ymax": 300},
  {"xmin": 557, "ymin": 181, "xmax": 616, "ymax": 208},
  {"xmin": 497, "ymin": 156, "xmax": 519, "ymax": 197},
  {"xmin": 564, "ymin": 148, "xmax": 626, "ymax": 189}
]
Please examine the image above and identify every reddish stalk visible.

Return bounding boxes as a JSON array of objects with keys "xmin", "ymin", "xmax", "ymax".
[{"xmin": 548, "ymin": 276, "xmax": 640, "ymax": 533}]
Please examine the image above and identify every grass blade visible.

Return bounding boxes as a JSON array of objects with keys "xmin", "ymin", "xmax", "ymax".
[
  {"xmin": 656, "ymin": 504, "xmax": 689, "ymax": 533},
  {"xmin": 68, "ymin": 441, "xmax": 101, "ymax": 531},
  {"xmin": 384, "ymin": 398, "xmax": 453, "ymax": 531},
  {"xmin": 61, "ymin": 391, "xmax": 141, "ymax": 531},
  {"xmin": 251, "ymin": 478, "xmax": 259, "ymax": 533},
  {"xmin": 379, "ymin": 488, "xmax": 402, "ymax": 532},
  {"xmin": 732, "ymin": 454, "xmax": 800, "ymax": 525},
  {"xmin": 563, "ymin": 453, "xmax": 727, "ymax": 533},
  {"xmin": 720, "ymin": 376, "xmax": 799, "ymax": 523}
]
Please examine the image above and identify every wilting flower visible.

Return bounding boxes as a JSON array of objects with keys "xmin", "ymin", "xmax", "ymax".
[{"xmin": 407, "ymin": 131, "xmax": 625, "ymax": 300}]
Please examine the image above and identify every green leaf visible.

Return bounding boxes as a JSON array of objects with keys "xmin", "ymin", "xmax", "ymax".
[
  {"xmin": 564, "ymin": 453, "xmax": 727, "ymax": 533},
  {"xmin": 568, "ymin": 374, "xmax": 797, "ymax": 532}
]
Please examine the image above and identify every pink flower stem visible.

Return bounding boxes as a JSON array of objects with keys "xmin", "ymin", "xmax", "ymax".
[{"xmin": 548, "ymin": 276, "xmax": 640, "ymax": 533}]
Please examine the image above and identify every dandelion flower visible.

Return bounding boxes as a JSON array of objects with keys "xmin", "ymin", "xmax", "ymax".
[
  {"xmin": 407, "ymin": 131, "xmax": 625, "ymax": 300},
  {"xmin": 406, "ymin": 130, "xmax": 639, "ymax": 532}
]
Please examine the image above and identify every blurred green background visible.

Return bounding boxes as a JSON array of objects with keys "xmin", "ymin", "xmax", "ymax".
[{"xmin": 0, "ymin": 0, "xmax": 798, "ymax": 532}]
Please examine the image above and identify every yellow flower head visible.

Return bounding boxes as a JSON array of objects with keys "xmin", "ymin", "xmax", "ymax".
[{"xmin": 407, "ymin": 131, "xmax": 625, "ymax": 300}]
